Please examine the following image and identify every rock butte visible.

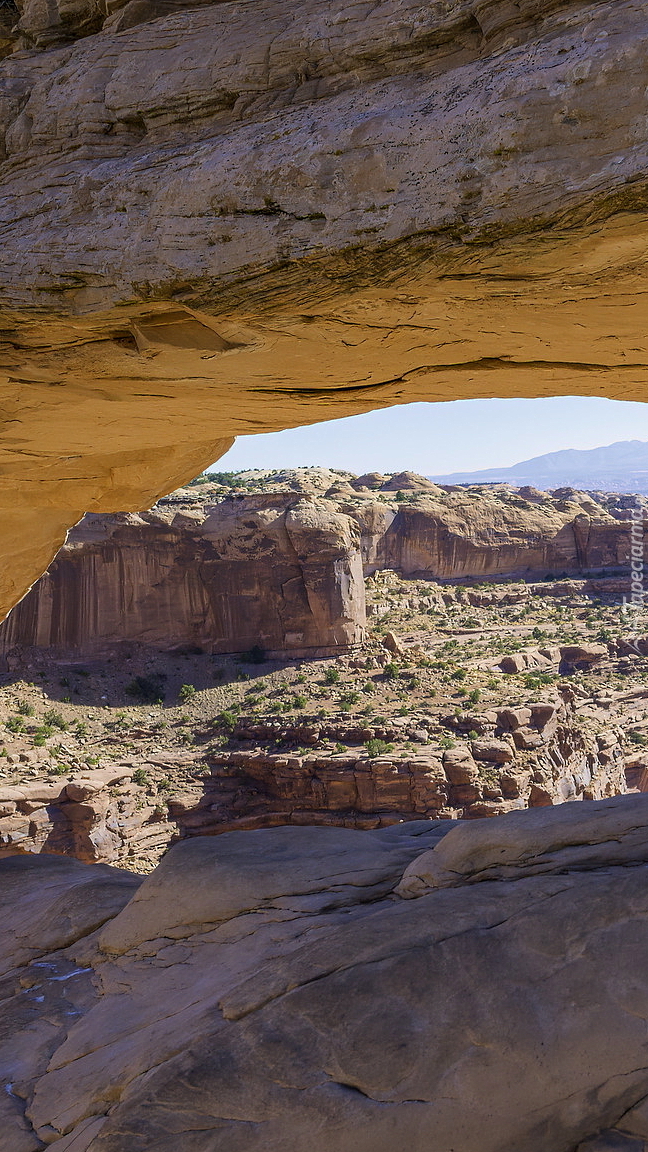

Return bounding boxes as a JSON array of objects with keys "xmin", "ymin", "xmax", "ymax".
[
  {"xmin": 0, "ymin": 0, "xmax": 648, "ymax": 617},
  {"xmin": 0, "ymin": 473, "xmax": 638, "ymax": 656}
]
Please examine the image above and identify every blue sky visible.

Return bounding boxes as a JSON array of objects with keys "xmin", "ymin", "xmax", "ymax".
[{"xmin": 211, "ymin": 396, "xmax": 648, "ymax": 476}]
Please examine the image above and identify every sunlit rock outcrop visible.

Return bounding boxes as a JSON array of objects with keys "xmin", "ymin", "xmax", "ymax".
[
  {"xmin": 0, "ymin": 477, "xmax": 635, "ymax": 657},
  {"xmin": 0, "ymin": 493, "xmax": 366, "ymax": 657}
]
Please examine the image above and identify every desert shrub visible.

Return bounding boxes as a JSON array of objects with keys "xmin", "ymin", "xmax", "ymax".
[
  {"xmin": 5, "ymin": 716, "xmax": 25, "ymax": 733},
  {"xmin": 133, "ymin": 767, "xmax": 150, "ymax": 786},
  {"xmin": 629, "ymin": 732, "xmax": 648, "ymax": 746},
  {"xmin": 50, "ymin": 763, "xmax": 71, "ymax": 776},
  {"xmin": 242, "ymin": 645, "xmax": 267, "ymax": 664},
  {"xmin": 365, "ymin": 738, "xmax": 395, "ymax": 758},
  {"xmin": 178, "ymin": 684, "xmax": 196, "ymax": 703},
  {"xmin": 383, "ymin": 662, "xmax": 399, "ymax": 680},
  {"xmin": 33, "ymin": 727, "xmax": 55, "ymax": 746},
  {"xmin": 125, "ymin": 676, "xmax": 165, "ymax": 704},
  {"xmin": 523, "ymin": 672, "xmax": 557, "ymax": 689},
  {"xmin": 439, "ymin": 736, "xmax": 455, "ymax": 750},
  {"xmin": 215, "ymin": 709, "xmax": 237, "ymax": 731},
  {"xmin": 450, "ymin": 668, "xmax": 467, "ymax": 681},
  {"xmin": 324, "ymin": 667, "xmax": 340, "ymax": 684},
  {"xmin": 17, "ymin": 701, "xmax": 34, "ymax": 716},
  {"xmin": 43, "ymin": 709, "xmax": 68, "ymax": 730},
  {"xmin": 292, "ymin": 694, "xmax": 308, "ymax": 709}
]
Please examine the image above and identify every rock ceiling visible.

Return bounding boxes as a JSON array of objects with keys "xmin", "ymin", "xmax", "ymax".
[{"xmin": 0, "ymin": 0, "xmax": 646, "ymax": 616}]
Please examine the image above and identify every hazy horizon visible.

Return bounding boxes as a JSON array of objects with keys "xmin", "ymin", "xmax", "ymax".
[{"xmin": 210, "ymin": 397, "xmax": 648, "ymax": 475}]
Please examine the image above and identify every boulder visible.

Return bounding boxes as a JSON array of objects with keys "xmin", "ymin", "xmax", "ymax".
[
  {"xmin": 470, "ymin": 738, "xmax": 515, "ymax": 764},
  {"xmin": 397, "ymin": 793, "xmax": 648, "ymax": 895}
]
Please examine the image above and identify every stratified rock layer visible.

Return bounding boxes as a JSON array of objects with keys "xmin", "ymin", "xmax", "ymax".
[
  {"xmin": 0, "ymin": 695, "xmax": 630, "ymax": 864},
  {"xmin": 5, "ymin": 801, "xmax": 648, "ymax": 1150},
  {"xmin": 1, "ymin": 1, "xmax": 648, "ymax": 617},
  {"xmin": 0, "ymin": 492, "xmax": 366, "ymax": 657},
  {"xmin": 0, "ymin": 479, "xmax": 635, "ymax": 657}
]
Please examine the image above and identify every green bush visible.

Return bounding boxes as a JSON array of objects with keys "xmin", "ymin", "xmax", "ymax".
[
  {"xmin": 133, "ymin": 767, "xmax": 150, "ymax": 786},
  {"xmin": 178, "ymin": 684, "xmax": 196, "ymax": 703},
  {"xmin": 125, "ymin": 676, "xmax": 165, "ymax": 704},
  {"xmin": 5, "ymin": 716, "xmax": 25, "ymax": 733},
  {"xmin": 43, "ymin": 709, "xmax": 68, "ymax": 730},
  {"xmin": 215, "ymin": 709, "xmax": 237, "ymax": 731},
  {"xmin": 292, "ymin": 694, "xmax": 308, "ymax": 709},
  {"xmin": 242, "ymin": 645, "xmax": 267, "ymax": 664},
  {"xmin": 365, "ymin": 738, "xmax": 395, "ymax": 758},
  {"xmin": 324, "ymin": 667, "xmax": 340, "ymax": 684},
  {"xmin": 383, "ymin": 662, "xmax": 399, "ymax": 680},
  {"xmin": 17, "ymin": 701, "xmax": 34, "ymax": 716}
]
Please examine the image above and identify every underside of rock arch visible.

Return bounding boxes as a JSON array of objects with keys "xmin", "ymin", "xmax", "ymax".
[{"xmin": 1, "ymin": 0, "xmax": 647, "ymax": 617}]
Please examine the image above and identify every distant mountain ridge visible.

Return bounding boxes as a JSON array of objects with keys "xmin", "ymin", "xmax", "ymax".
[{"xmin": 430, "ymin": 440, "xmax": 648, "ymax": 493}]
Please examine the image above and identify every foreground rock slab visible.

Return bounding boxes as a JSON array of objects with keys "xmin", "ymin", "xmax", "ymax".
[{"xmin": 4, "ymin": 802, "xmax": 648, "ymax": 1149}]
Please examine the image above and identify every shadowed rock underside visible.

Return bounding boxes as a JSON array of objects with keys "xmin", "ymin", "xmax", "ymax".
[{"xmin": 0, "ymin": 0, "xmax": 648, "ymax": 615}]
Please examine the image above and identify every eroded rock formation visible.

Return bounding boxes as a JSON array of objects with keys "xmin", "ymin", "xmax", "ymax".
[
  {"xmin": 0, "ymin": 491, "xmax": 366, "ymax": 657},
  {"xmin": 5, "ymin": 800, "xmax": 648, "ymax": 1150},
  {"xmin": 0, "ymin": 477, "xmax": 636, "ymax": 658},
  {"xmin": 0, "ymin": 695, "xmax": 632, "ymax": 865},
  {"xmin": 0, "ymin": 1, "xmax": 648, "ymax": 618}
]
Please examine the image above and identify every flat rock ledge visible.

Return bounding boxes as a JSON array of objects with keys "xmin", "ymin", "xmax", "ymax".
[{"xmin": 4, "ymin": 800, "xmax": 648, "ymax": 1150}]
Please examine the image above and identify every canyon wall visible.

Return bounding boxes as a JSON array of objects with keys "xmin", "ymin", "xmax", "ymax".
[
  {"xmin": 352, "ymin": 485, "xmax": 634, "ymax": 580},
  {"xmin": 0, "ymin": 479, "xmax": 635, "ymax": 657},
  {"xmin": 0, "ymin": 493, "xmax": 366, "ymax": 657},
  {"xmin": 0, "ymin": 1, "xmax": 647, "ymax": 618}
]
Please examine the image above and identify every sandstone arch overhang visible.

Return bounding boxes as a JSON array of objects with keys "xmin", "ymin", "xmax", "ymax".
[{"xmin": 0, "ymin": 0, "xmax": 647, "ymax": 617}]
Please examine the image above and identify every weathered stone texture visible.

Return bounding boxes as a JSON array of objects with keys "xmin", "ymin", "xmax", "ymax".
[{"xmin": 5, "ymin": 805, "xmax": 648, "ymax": 1150}]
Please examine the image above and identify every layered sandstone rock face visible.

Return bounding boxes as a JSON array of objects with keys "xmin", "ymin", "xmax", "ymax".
[
  {"xmin": 0, "ymin": 477, "xmax": 634, "ymax": 657},
  {"xmin": 5, "ymin": 801, "xmax": 648, "ymax": 1151},
  {"xmin": 0, "ymin": 491, "xmax": 366, "ymax": 657},
  {"xmin": 0, "ymin": 0, "xmax": 648, "ymax": 617}
]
